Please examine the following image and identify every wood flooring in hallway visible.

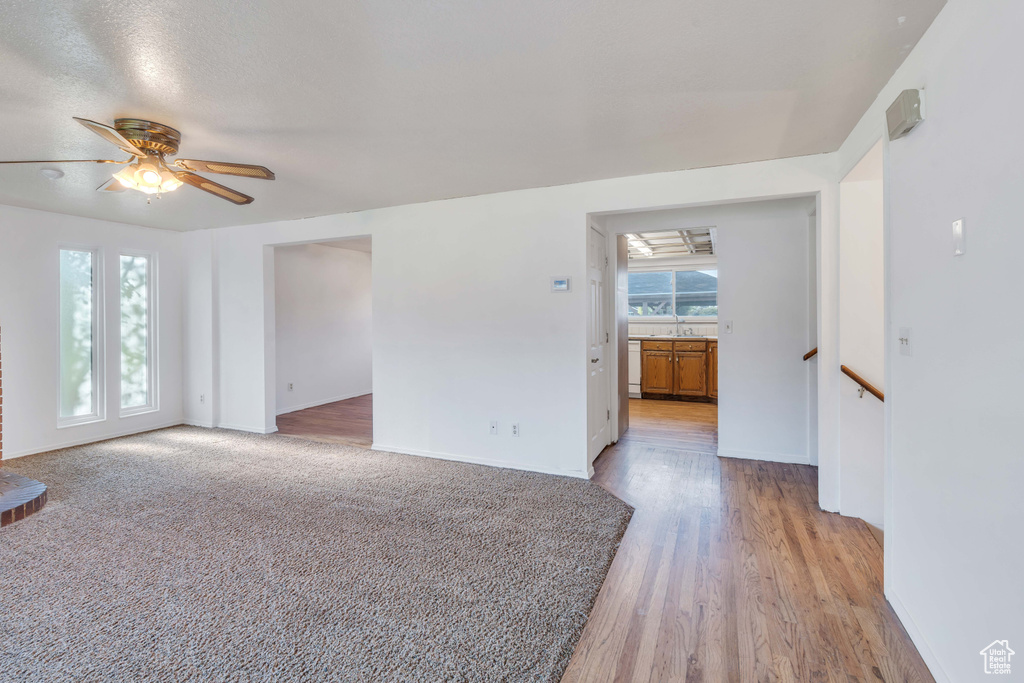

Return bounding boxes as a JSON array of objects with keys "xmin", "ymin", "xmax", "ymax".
[
  {"xmin": 562, "ymin": 398, "xmax": 931, "ymax": 682},
  {"xmin": 274, "ymin": 394, "xmax": 373, "ymax": 449}
]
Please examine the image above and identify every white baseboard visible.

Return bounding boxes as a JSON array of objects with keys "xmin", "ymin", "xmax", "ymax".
[
  {"xmin": 2, "ymin": 420, "xmax": 185, "ymax": 459},
  {"xmin": 716, "ymin": 447, "xmax": 811, "ymax": 465},
  {"xmin": 217, "ymin": 423, "xmax": 279, "ymax": 435},
  {"xmin": 886, "ymin": 590, "xmax": 950, "ymax": 683},
  {"xmin": 276, "ymin": 391, "xmax": 371, "ymax": 416},
  {"xmin": 370, "ymin": 443, "xmax": 589, "ymax": 480},
  {"xmin": 184, "ymin": 420, "xmax": 215, "ymax": 428}
]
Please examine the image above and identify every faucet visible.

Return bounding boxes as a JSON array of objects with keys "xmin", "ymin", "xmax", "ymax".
[{"xmin": 674, "ymin": 321, "xmax": 696, "ymax": 337}]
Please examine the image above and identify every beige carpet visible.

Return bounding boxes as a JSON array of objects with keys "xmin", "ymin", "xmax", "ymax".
[{"xmin": 0, "ymin": 427, "xmax": 631, "ymax": 682}]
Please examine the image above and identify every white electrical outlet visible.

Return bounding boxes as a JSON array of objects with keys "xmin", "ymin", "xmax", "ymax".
[
  {"xmin": 898, "ymin": 327, "xmax": 913, "ymax": 356},
  {"xmin": 511, "ymin": 423, "xmax": 520, "ymax": 437},
  {"xmin": 288, "ymin": 383, "xmax": 294, "ymax": 392},
  {"xmin": 489, "ymin": 420, "xmax": 499, "ymax": 435},
  {"xmin": 199, "ymin": 394, "xmax": 205, "ymax": 405}
]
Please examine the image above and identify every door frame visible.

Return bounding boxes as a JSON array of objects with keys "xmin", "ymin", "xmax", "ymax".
[
  {"xmin": 262, "ymin": 235, "xmax": 375, "ymax": 439},
  {"xmin": 588, "ymin": 194, "xmax": 827, "ymax": 485}
]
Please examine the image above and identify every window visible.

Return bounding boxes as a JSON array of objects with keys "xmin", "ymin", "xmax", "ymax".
[
  {"xmin": 673, "ymin": 270, "xmax": 718, "ymax": 317},
  {"xmin": 120, "ymin": 254, "xmax": 155, "ymax": 413},
  {"xmin": 59, "ymin": 248, "xmax": 102, "ymax": 424},
  {"xmin": 628, "ymin": 269, "xmax": 718, "ymax": 318},
  {"xmin": 627, "ymin": 271, "xmax": 673, "ymax": 316}
]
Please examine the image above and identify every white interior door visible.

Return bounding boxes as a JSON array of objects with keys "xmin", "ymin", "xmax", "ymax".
[{"xmin": 588, "ymin": 226, "xmax": 610, "ymax": 464}]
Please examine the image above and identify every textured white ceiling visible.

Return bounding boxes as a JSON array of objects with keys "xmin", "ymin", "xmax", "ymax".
[{"xmin": 0, "ymin": 0, "xmax": 944, "ymax": 231}]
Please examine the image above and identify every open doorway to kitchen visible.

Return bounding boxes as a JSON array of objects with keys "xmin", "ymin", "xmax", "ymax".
[
  {"xmin": 590, "ymin": 196, "xmax": 818, "ymax": 469},
  {"xmin": 272, "ymin": 236, "xmax": 373, "ymax": 448}
]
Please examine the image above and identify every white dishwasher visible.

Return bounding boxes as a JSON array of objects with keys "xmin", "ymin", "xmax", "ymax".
[{"xmin": 628, "ymin": 340, "xmax": 642, "ymax": 397}]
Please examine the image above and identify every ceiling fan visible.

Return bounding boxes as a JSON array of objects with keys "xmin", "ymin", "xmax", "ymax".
[{"xmin": 0, "ymin": 117, "xmax": 275, "ymax": 205}]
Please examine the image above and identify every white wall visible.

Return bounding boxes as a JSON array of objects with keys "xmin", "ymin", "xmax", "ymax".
[
  {"xmin": 182, "ymin": 230, "xmax": 215, "ymax": 427},
  {"xmin": 836, "ymin": 2, "xmax": 1023, "ymax": 680},
  {"xmin": 807, "ymin": 212, "xmax": 818, "ymax": 465},
  {"xmin": 608, "ymin": 200, "xmax": 815, "ymax": 464},
  {"xmin": 838, "ymin": 142, "xmax": 885, "ymax": 528},
  {"xmin": 0, "ymin": 204, "xmax": 183, "ymax": 458},
  {"xmin": 182, "ymin": 154, "xmax": 838, "ymax": 479},
  {"xmin": 274, "ymin": 243, "xmax": 372, "ymax": 415}
]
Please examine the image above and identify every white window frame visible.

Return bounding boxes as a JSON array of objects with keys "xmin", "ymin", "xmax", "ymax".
[
  {"xmin": 119, "ymin": 250, "xmax": 159, "ymax": 417},
  {"xmin": 57, "ymin": 245, "xmax": 106, "ymax": 428},
  {"xmin": 627, "ymin": 264, "xmax": 719, "ymax": 322}
]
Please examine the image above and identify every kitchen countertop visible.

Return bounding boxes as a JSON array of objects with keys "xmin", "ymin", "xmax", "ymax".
[{"xmin": 629, "ymin": 335, "xmax": 718, "ymax": 341}]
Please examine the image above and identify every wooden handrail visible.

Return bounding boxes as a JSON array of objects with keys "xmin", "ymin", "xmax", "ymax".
[
  {"xmin": 803, "ymin": 348, "xmax": 818, "ymax": 361},
  {"xmin": 841, "ymin": 365, "xmax": 884, "ymax": 402}
]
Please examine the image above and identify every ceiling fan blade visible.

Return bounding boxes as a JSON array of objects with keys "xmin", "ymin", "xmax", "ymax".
[
  {"xmin": 0, "ymin": 159, "xmax": 126, "ymax": 164},
  {"xmin": 174, "ymin": 159, "xmax": 275, "ymax": 180},
  {"xmin": 97, "ymin": 177, "xmax": 128, "ymax": 192},
  {"xmin": 73, "ymin": 117, "xmax": 149, "ymax": 157},
  {"xmin": 176, "ymin": 171, "xmax": 254, "ymax": 205}
]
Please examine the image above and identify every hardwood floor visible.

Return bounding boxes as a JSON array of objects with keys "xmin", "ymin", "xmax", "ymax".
[
  {"xmin": 562, "ymin": 399, "xmax": 931, "ymax": 682},
  {"xmin": 274, "ymin": 394, "xmax": 373, "ymax": 449}
]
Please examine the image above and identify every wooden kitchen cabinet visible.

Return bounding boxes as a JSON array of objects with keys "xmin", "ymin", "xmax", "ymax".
[
  {"xmin": 639, "ymin": 338, "xmax": 716, "ymax": 402},
  {"xmin": 640, "ymin": 346, "xmax": 674, "ymax": 394},
  {"xmin": 674, "ymin": 351, "xmax": 707, "ymax": 396},
  {"xmin": 707, "ymin": 341, "xmax": 718, "ymax": 399}
]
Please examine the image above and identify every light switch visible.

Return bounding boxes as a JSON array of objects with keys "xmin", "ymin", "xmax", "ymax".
[
  {"xmin": 723, "ymin": 320, "xmax": 734, "ymax": 334},
  {"xmin": 953, "ymin": 218, "xmax": 966, "ymax": 256},
  {"xmin": 898, "ymin": 327, "xmax": 913, "ymax": 357}
]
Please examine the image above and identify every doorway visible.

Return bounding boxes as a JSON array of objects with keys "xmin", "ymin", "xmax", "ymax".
[
  {"xmin": 271, "ymin": 235, "xmax": 374, "ymax": 448},
  {"xmin": 590, "ymin": 197, "xmax": 818, "ymax": 468}
]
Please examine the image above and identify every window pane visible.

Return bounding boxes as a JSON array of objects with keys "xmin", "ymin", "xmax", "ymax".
[
  {"xmin": 60, "ymin": 250, "xmax": 95, "ymax": 418},
  {"xmin": 674, "ymin": 269, "xmax": 718, "ymax": 317},
  {"xmin": 628, "ymin": 271, "xmax": 673, "ymax": 316},
  {"xmin": 120, "ymin": 255, "xmax": 150, "ymax": 409}
]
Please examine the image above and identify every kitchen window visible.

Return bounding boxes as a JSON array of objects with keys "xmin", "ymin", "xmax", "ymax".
[{"xmin": 628, "ymin": 269, "xmax": 718, "ymax": 318}]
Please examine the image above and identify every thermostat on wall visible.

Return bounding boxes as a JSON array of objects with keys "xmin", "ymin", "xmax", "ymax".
[{"xmin": 550, "ymin": 276, "xmax": 571, "ymax": 292}]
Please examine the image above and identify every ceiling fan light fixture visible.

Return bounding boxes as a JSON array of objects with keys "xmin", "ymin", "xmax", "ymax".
[
  {"xmin": 133, "ymin": 159, "xmax": 164, "ymax": 189},
  {"xmin": 160, "ymin": 174, "xmax": 183, "ymax": 192},
  {"xmin": 3, "ymin": 116, "xmax": 274, "ymax": 205},
  {"xmin": 113, "ymin": 166, "xmax": 138, "ymax": 189}
]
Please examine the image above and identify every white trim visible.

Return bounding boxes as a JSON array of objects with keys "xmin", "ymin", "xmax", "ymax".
[
  {"xmin": 371, "ymin": 443, "xmax": 590, "ymax": 479},
  {"xmin": 118, "ymin": 405, "xmax": 160, "ymax": 419},
  {"xmin": 184, "ymin": 420, "xmax": 215, "ymax": 428},
  {"xmin": 886, "ymin": 591, "xmax": 951, "ymax": 683},
  {"xmin": 716, "ymin": 448, "xmax": 811, "ymax": 465},
  {"xmin": 3, "ymin": 420, "xmax": 184, "ymax": 459},
  {"xmin": 275, "ymin": 391, "xmax": 371, "ymax": 416},
  {"xmin": 217, "ymin": 423, "xmax": 280, "ymax": 435}
]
